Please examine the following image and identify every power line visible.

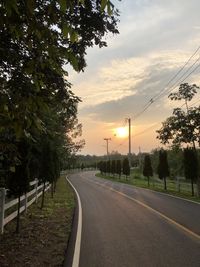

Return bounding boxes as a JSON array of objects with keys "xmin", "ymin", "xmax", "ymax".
[
  {"xmin": 133, "ymin": 97, "xmax": 200, "ymax": 139},
  {"xmin": 133, "ymin": 122, "xmax": 161, "ymax": 138},
  {"xmin": 134, "ymin": 45, "xmax": 200, "ymax": 120},
  {"xmin": 134, "ymin": 60, "xmax": 200, "ymax": 120},
  {"xmin": 154, "ymin": 56, "xmax": 200, "ymax": 102}
]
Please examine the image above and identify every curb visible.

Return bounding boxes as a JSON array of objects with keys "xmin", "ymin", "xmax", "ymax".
[{"xmin": 64, "ymin": 176, "xmax": 82, "ymax": 267}]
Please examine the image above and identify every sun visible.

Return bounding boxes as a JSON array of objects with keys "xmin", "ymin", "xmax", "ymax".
[{"xmin": 115, "ymin": 127, "xmax": 128, "ymax": 138}]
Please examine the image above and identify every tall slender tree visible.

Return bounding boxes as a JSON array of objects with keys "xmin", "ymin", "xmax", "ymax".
[
  {"xmin": 157, "ymin": 150, "xmax": 170, "ymax": 190},
  {"xmin": 183, "ymin": 148, "xmax": 198, "ymax": 196},
  {"xmin": 157, "ymin": 83, "xmax": 200, "ymax": 195},
  {"xmin": 143, "ymin": 154, "xmax": 153, "ymax": 187},
  {"xmin": 111, "ymin": 160, "xmax": 116, "ymax": 177},
  {"xmin": 123, "ymin": 157, "xmax": 130, "ymax": 179},
  {"xmin": 116, "ymin": 160, "xmax": 122, "ymax": 179}
]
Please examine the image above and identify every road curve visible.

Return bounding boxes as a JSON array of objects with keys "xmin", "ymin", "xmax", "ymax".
[{"xmin": 68, "ymin": 171, "xmax": 200, "ymax": 267}]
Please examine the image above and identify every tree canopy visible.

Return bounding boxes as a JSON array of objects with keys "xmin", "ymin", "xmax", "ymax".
[
  {"xmin": 143, "ymin": 154, "xmax": 153, "ymax": 187},
  {"xmin": 157, "ymin": 150, "xmax": 170, "ymax": 190},
  {"xmin": 0, "ymin": 0, "xmax": 119, "ymax": 188},
  {"xmin": 122, "ymin": 157, "xmax": 130, "ymax": 178},
  {"xmin": 183, "ymin": 147, "xmax": 198, "ymax": 196},
  {"xmin": 157, "ymin": 83, "xmax": 200, "ymax": 148}
]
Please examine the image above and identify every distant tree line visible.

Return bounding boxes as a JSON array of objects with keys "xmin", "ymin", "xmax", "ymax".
[{"xmin": 98, "ymin": 157, "xmax": 130, "ymax": 179}]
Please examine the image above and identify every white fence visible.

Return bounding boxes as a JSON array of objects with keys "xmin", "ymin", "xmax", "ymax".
[{"xmin": 0, "ymin": 180, "xmax": 51, "ymax": 234}]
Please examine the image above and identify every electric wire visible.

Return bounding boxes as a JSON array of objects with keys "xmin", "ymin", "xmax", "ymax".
[{"xmin": 134, "ymin": 44, "xmax": 200, "ymax": 120}]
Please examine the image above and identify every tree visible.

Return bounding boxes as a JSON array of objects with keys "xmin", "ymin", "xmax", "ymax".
[
  {"xmin": 6, "ymin": 139, "xmax": 30, "ymax": 233},
  {"xmin": 81, "ymin": 163, "xmax": 85, "ymax": 170},
  {"xmin": 143, "ymin": 154, "xmax": 153, "ymax": 187},
  {"xmin": 157, "ymin": 83, "xmax": 200, "ymax": 195},
  {"xmin": 0, "ymin": 0, "xmax": 119, "ymax": 188},
  {"xmin": 157, "ymin": 150, "xmax": 170, "ymax": 190},
  {"xmin": 106, "ymin": 160, "xmax": 111, "ymax": 175},
  {"xmin": 183, "ymin": 148, "xmax": 198, "ymax": 196},
  {"xmin": 116, "ymin": 160, "xmax": 121, "ymax": 179},
  {"xmin": 111, "ymin": 160, "xmax": 116, "ymax": 177},
  {"xmin": 123, "ymin": 157, "xmax": 130, "ymax": 179},
  {"xmin": 157, "ymin": 83, "xmax": 199, "ymax": 147}
]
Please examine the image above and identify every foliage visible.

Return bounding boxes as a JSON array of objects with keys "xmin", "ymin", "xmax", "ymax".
[
  {"xmin": 0, "ymin": 0, "xmax": 119, "ymax": 231},
  {"xmin": 122, "ymin": 157, "xmax": 130, "ymax": 178},
  {"xmin": 157, "ymin": 83, "xmax": 200, "ymax": 147},
  {"xmin": 106, "ymin": 160, "xmax": 111, "ymax": 174},
  {"xmin": 111, "ymin": 160, "xmax": 116, "ymax": 176},
  {"xmin": 0, "ymin": 0, "xmax": 119, "ymax": 174},
  {"xmin": 157, "ymin": 150, "xmax": 170, "ymax": 190},
  {"xmin": 116, "ymin": 159, "xmax": 121, "ymax": 178},
  {"xmin": 183, "ymin": 148, "xmax": 199, "ymax": 196},
  {"xmin": 143, "ymin": 154, "xmax": 153, "ymax": 186}
]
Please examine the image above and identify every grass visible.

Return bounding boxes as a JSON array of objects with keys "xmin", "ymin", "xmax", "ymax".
[
  {"xmin": 96, "ymin": 172, "xmax": 200, "ymax": 204},
  {"xmin": 0, "ymin": 174, "xmax": 75, "ymax": 267}
]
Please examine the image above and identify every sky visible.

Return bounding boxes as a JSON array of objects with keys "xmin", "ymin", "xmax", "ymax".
[{"xmin": 69, "ymin": 0, "xmax": 200, "ymax": 156}]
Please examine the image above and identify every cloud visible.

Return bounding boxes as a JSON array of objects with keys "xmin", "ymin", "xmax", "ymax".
[
  {"xmin": 77, "ymin": 50, "xmax": 200, "ymax": 124},
  {"xmin": 69, "ymin": 0, "xmax": 200, "ymax": 154}
]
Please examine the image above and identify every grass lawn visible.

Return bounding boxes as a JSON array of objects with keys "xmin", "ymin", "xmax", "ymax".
[
  {"xmin": 0, "ymin": 174, "xmax": 75, "ymax": 267},
  {"xmin": 96, "ymin": 172, "xmax": 200, "ymax": 204}
]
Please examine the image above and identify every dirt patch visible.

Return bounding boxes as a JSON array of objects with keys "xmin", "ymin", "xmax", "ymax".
[{"xmin": 0, "ymin": 175, "xmax": 75, "ymax": 267}]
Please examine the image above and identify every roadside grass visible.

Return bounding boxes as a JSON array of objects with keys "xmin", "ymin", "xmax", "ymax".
[
  {"xmin": 0, "ymin": 174, "xmax": 75, "ymax": 267},
  {"xmin": 96, "ymin": 172, "xmax": 200, "ymax": 203}
]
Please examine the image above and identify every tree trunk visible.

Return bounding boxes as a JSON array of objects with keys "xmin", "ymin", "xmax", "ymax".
[
  {"xmin": 41, "ymin": 181, "xmax": 46, "ymax": 209},
  {"xmin": 51, "ymin": 182, "xmax": 54, "ymax": 198},
  {"xmin": 16, "ymin": 194, "xmax": 21, "ymax": 233},
  {"xmin": 191, "ymin": 180, "xmax": 194, "ymax": 196},
  {"xmin": 54, "ymin": 181, "xmax": 57, "ymax": 193},
  {"xmin": 164, "ymin": 177, "xmax": 167, "ymax": 190},
  {"xmin": 147, "ymin": 176, "xmax": 150, "ymax": 187}
]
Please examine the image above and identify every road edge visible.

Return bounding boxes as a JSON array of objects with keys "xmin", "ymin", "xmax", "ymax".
[
  {"xmin": 65, "ymin": 176, "xmax": 82, "ymax": 267},
  {"xmin": 96, "ymin": 173, "xmax": 200, "ymax": 205},
  {"xmin": 92, "ymin": 179, "xmax": 200, "ymax": 241}
]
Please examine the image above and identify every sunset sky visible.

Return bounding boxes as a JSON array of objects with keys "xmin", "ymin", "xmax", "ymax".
[{"xmin": 70, "ymin": 0, "xmax": 200, "ymax": 156}]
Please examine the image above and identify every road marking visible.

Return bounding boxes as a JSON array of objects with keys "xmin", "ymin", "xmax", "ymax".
[
  {"xmin": 66, "ymin": 176, "xmax": 82, "ymax": 267},
  {"xmin": 95, "ymin": 173, "xmax": 200, "ymax": 205},
  {"xmin": 128, "ymin": 183, "xmax": 200, "ymax": 205},
  {"xmin": 91, "ymin": 180, "xmax": 200, "ymax": 241}
]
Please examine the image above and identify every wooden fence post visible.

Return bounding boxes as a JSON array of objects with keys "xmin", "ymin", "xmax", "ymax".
[{"xmin": 0, "ymin": 188, "xmax": 6, "ymax": 234}]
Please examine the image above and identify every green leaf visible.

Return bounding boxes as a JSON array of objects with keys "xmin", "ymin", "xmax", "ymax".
[
  {"xmin": 107, "ymin": 1, "xmax": 113, "ymax": 16},
  {"xmin": 10, "ymin": 166, "xmax": 16, "ymax": 173},
  {"xmin": 70, "ymin": 30, "xmax": 78, "ymax": 43},
  {"xmin": 4, "ymin": 105, "xmax": 8, "ymax": 111},
  {"xmin": 68, "ymin": 53, "xmax": 79, "ymax": 71},
  {"xmin": 78, "ymin": 0, "xmax": 85, "ymax": 5},
  {"xmin": 62, "ymin": 23, "xmax": 70, "ymax": 37},
  {"xmin": 59, "ymin": 0, "xmax": 67, "ymax": 12},
  {"xmin": 101, "ymin": 0, "xmax": 108, "ymax": 11}
]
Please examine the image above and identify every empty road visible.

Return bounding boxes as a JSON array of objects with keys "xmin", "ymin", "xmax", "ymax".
[{"xmin": 68, "ymin": 171, "xmax": 200, "ymax": 267}]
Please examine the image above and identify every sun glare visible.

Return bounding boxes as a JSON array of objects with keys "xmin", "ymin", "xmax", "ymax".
[{"xmin": 115, "ymin": 127, "xmax": 128, "ymax": 138}]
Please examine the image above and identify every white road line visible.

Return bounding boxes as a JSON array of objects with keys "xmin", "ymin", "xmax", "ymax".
[
  {"xmin": 91, "ymin": 180, "xmax": 200, "ymax": 241},
  {"xmin": 66, "ymin": 176, "xmax": 82, "ymax": 267},
  {"xmin": 95, "ymin": 173, "xmax": 200, "ymax": 205}
]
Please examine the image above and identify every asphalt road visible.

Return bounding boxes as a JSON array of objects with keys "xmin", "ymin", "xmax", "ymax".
[{"xmin": 68, "ymin": 171, "xmax": 200, "ymax": 267}]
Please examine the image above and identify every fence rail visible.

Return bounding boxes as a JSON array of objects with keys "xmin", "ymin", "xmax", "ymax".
[{"xmin": 0, "ymin": 180, "xmax": 51, "ymax": 234}]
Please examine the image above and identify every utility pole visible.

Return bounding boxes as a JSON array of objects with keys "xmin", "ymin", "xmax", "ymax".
[
  {"xmin": 125, "ymin": 117, "xmax": 131, "ymax": 166},
  {"xmin": 104, "ymin": 138, "xmax": 111, "ymax": 159},
  {"xmin": 128, "ymin": 118, "xmax": 131, "ymax": 156}
]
